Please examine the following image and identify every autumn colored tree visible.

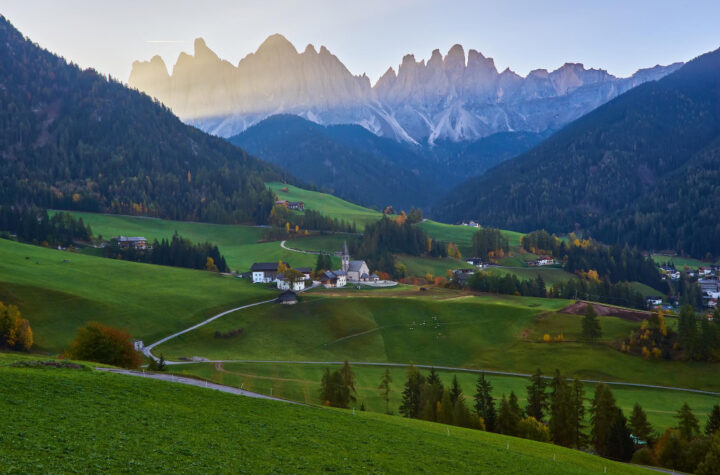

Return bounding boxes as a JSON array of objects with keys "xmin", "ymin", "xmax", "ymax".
[
  {"xmin": 65, "ymin": 322, "xmax": 140, "ymax": 368},
  {"xmin": 205, "ymin": 256, "xmax": 218, "ymax": 272},
  {"xmin": 0, "ymin": 301, "xmax": 33, "ymax": 351}
]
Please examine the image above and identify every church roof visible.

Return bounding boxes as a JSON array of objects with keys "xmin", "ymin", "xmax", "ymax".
[{"xmin": 347, "ymin": 260, "xmax": 367, "ymax": 272}]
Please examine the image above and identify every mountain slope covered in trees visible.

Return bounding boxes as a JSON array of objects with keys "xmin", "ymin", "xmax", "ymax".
[
  {"xmin": 229, "ymin": 114, "xmax": 442, "ymax": 210},
  {"xmin": 436, "ymin": 47, "xmax": 720, "ymax": 258},
  {"xmin": 0, "ymin": 16, "xmax": 287, "ymax": 224}
]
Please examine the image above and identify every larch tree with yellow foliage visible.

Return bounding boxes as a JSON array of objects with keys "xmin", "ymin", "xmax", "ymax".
[{"xmin": 0, "ymin": 301, "xmax": 33, "ymax": 351}]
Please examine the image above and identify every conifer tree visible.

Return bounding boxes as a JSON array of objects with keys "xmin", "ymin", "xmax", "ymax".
[
  {"xmin": 571, "ymin": 379, "xmax": 587, "ymax": 448},
  {"xmin": 439, "ymin": 388, "xmax": 454, "ymax": 424},
  {"xmin": 525, "ymin": 368, "xmax": 548, "ymax": 422},
  {"xmin": 378, "ymin": 368, "xmax": 393, "ymax": 414},
  {"xmin": 629, "ymin": 402, "xmax": 654, "ymax": 443},
  {"xmin": 549, "ymin": 370, "xmax": 575, "ymax": 447},
  {"xmin": 581, "ymin": 303, "xmax": 602, "ymax": 341},
  {"xmin": 705, "ymin": 404, "xmax": 720, "ymax": 437},
  {"xmin": 675, "ymin": 402, "xmax": 700, "ymax": 440},
  {"xmin": 474, "ymin": 373, "xmax": 496, "ymax": 431},
  {"xmin": 399, "ymin": 364, "xmax": 425, "ymax": 418},
  {"xmin": 590, "ymin": 383, "xmax": 618, "ymax": 455},
  {"xmin": 449, "ymin": 375, "xmax": 462, "ymax": 405},
  {"xmin": 604, "ymin": 409, "xmax": 635, "ymax": 462},
  {"xmin": 696, "ymin": 434, "xmax": 720, "ymax": 475}
]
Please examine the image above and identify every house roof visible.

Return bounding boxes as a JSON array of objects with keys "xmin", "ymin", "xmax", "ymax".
[
  {"xmin": 296, "ymin": 267, "xmax": 312, "ymax": 273},
  {"xmin": 117, "ymin": 236, "xmax": 146, "ymax": 242},
  {"xmin": 251, "ymin": 262, "xmax": 289, "ymax": 272},
  {"xmin": 277, "ymin": 290, "xmax": 297, "ymax": 302},
  {"xmin": 348, "ymin": 260, "xmax": 367, "ymax": 272}
]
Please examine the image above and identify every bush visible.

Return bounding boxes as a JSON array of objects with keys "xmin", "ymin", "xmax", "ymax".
[
  {"xmin": 517, "ymin": 417, "xmax": 551, "ymax": 442},
  {"xmin": 65, "ymin": 322, "xmax": 141, "ymax": 369},
  {"xmin": 630, "ymin": 447, "xmax": 656, "ymax": 466}
]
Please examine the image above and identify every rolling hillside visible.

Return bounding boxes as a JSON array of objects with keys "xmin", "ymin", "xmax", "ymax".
[
  {"xmin": 0, "ymin": 16, "xmax": 286, "ymax": 225},
  {"xmin": 436, "ymin": 46, "xmax": 720, "ymax": 258},
  {"xmin": 0, "ymin": 353, "xmax": 645, "ymax": 473}
]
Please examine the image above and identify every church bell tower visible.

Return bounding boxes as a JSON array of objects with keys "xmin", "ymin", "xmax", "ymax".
[{"xmin": 342, "ymin": 241, "xmax": 350, "ymax": 272}]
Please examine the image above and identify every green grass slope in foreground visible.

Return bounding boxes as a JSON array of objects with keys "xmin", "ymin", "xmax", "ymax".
[
  {"xmin": 58, "ymin": 211, "xmax": 328, "ymax": 271},
  {"xmin": 0, "ymin": 239, "xmax": 276, "ymax": 353},
  {"xmin": 267, "ymin": 181, "xmax": 383, "ymax": 230},
  {"xmin": 0, "ymin": 354, "xmax": 645, "ymax": 473}
]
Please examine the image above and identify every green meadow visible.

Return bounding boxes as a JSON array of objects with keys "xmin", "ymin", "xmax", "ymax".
[
  {"xmin": 0, "ymin": 239, "xmax": 276, "ymax": 353},
  {"xmin": 174, "ymin": 361, "xmax": 719, "ymax": 433},
  {"xmin": 58, "ymin": 210, "xmax": 332, "ymax": 271},
  {"xmin": 651, "ymin": 253, "xmax": 717, "ymax": 270},
  {"xmin": 154, "ymin": 293, "xmax": 720, "ymax": 392},
  {"xmin": 267, "ymin": 181, "xmax": 383, "ymax": 230},
  {"xmin": 0, "ymin": 353, "xmax": 645, "ymax": 474}
]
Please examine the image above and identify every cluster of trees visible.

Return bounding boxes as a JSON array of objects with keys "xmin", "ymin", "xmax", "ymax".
[
  {"xmin": 551, "ymin": 278, "xmax": 647, "ymax": 309},
  {"xmin": 319, "ymin": 361, "xmax": 357, "ymax": 408},
  {"xmin": 523, "ymin": 231, "xmax": 666, "ymax": 292},
  {"xmin": 105, "ymin": 233, "xmax": 228, "ymax": 273},
  {"xmin": 395, "ymin": 366, "xmax": 720, "ymax": 471},
  {"xmin": 621, "ymin": 307, "xmax": 720, "ymax": 362},
  {"xmin": 467, "ymin": 272, "xmax": 548, "ymax": 298},
  {"xmin": 398, "ymin": 366, "xmax": 483, "ymax": 430},
  {"xmin": 0, "ymin": 301, "xmax": 33, "ymax": 352},
  {"xmin": 269, "ymin": 205, "xmax": 357, "ymax": 234},
  {"xmin": 0, "ymin": 206, "xmax": 92, "ymax": 247},
  {"xmin": 65, "ymin": 322, "xmax": 141, "ymax": 369},
  {"xmin": 350, "ymin": 217, "xmax": 447, "ymax": 278},
  {"xmin": 471, "ymin": 228, "xmax": 509, "ymax": 260},
  {"xmin": 0, "ymin": 17, "xmax": 282, "ymax": 225}
]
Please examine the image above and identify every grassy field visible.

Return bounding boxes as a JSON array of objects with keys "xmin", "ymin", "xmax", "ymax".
[
  {"xmin": 174, "ymin": 362, "xmax": 719, "ymax": 433},
  {"xmin": 651, "ymin": 253, "xmax": 717, "ymax": 270},
  {"xmin": 0, "ymin": 353, "xmax": 645, "ymax": 473},
  {"xmin": 0, "ymin": 239, "xmax": 276, "ymax": 353},
  {"xmin": 490, "ymin": 266, "xmax": 580, "ymax": 287},
  {"xmin": 154, "ymin": 292, "xmax": 720, "ymax": 392},
  {"xmin": 397, "ymin": 254, "xmax": 468, "ymax": 278},
  {"xmin": 284, "ymin": 233, "xmax": 349, "ymax": 254},
  {"xmin": 268, "ymin": 182, "xmax": 383, "ymax": 230},
  {"xmin": 418, "ymin": 220, "xmax": 525, "ymax": 254},
  {"xmin": 57, "ymin": 211, "xmax": 329, "ymax": 271}
]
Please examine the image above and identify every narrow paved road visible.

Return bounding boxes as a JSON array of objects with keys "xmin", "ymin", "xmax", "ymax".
[
  {"xmin": 142, "ymin": 298, "xmax": 277, "ymax": 361},
  {"xmin": 162, "ymin": 359, "xmax": 720, "ymax": 397},
  {"xmin": 280, "ymin": 240, "xmax": 324, "ymax": 255},
  {"xmin": 96, "ymin": 367, "xmax": 298, "ymax": 404}
]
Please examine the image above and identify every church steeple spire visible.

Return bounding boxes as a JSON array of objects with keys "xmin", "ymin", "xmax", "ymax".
[{"xmin": 342, "ymin": 241, "xmax": 350, "ymax": 272}]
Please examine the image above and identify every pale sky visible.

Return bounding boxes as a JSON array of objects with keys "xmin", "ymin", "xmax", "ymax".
[{"xmin": 3, "ymin": 0, "xmax": 720, "ymax": 84}]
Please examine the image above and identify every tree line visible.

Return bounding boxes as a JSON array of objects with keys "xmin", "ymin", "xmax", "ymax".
[
  {"xmin": 471, "ymin": 227, "xmax": 509, "ymax": 260},
  {"xmin": 104, "ymin": 232, "xmax": 229, "ymax": 273},
  {"xmin": 0, "ymin": 206, "xmax": 92, "ymax": 247}
]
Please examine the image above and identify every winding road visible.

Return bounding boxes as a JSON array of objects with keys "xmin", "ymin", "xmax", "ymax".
[{"xmin": 142, "ymin": 298, "xmax": 720, "ymax": 398}]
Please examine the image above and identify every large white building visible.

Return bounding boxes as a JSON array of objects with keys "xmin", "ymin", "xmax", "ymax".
[{"xmin": 250, "ymin": 262, "xmax": 288, "ymax": 283}]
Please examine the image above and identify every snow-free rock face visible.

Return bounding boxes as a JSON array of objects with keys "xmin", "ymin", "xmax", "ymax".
[{"xmin": 129, "ymin": 35, "xmax": 682, "ymax": 143}]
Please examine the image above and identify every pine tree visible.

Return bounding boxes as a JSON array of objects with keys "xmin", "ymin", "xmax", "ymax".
[
  {"xmin": 571, "ymin": 379, "xmax": 587, "ymax": 448},
  {"xmin": 525, "ymin": 368, "xmax": 548, "ymax": 422},
  {"xmin": 581, "ymin": 303, "xmax": 602, "ymax": 341},
  {"xmin": 340, "ymin": 360, "xmax": 357, "ymax": 405},
  {"xmin": 706, "ymin": 404, "xmax": 720, "ymax": 436},
  {"xmin": 378, "ymin": 368, "xmax": 393, "ymax": 414},
  {"xmin": 449, "ymin": 375, "xmax": 462, "ymax": 405},
  {"xmin": 474, "ymin": 373, "xmax": 496, "ymax": 431},
  {"xmin": 439, "ymin": 388, "xmax": 454, "ymax": 424},
  {"xmin": 399, "ymin": 364, "xmax": 425, "ymax": 418},
  {"xmin": 604, "ymin": 409, "xmax": 635, "ymax": 462},
  {"xmin": 549, "ymin": 370, "xmax": 575, "ymax": 447},
  {"xmin": 676, "ymin": 402, "xmax": 700, "ymax": 440},
  {"xmin": 157, "ymin": 354, "xmax": 167, "ymax": 371},
  {"xmin": 320, "ymin": 367, "xmax": 332, "ymax": 405},
  {"xmin": 696, "ymin": 433, "xmax": 720, "ymax": 475},
  {"xmin": 629, "ymin": 402, "xmax": 654, "ymax": 443},
  {"xmin": 678, "ymin": 305, "xmax": 698, "ymax": 357},
  {"xmin": 590, "ymin": 383, "xmax": 618, "ymax": 456}
]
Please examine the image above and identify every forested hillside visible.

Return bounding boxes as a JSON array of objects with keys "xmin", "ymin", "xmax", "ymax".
[
  {"xmin": 229, "ymin": 114, "xmax": 440, "ymax": 210},
  {"xmin": 436, "ymin": 47, "xmax": 720, "ymax": 258},
  {"xmin": 0, "ymin": 16, "xmax": 287, "ymax": 224}
]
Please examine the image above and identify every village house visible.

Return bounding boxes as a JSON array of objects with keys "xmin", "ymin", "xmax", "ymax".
[
  {"xmin": 115, "ymin": 236, "xmax": 148, "ymax": 250},
  {"xmin": 296, "ymin": 267, "xmax": 312, "ymax": 280},
  {"xmin": 275, "ymin": 200, "xmax": 305, "ymax": 211},
  {"xmin": 277, "ymin": 290, "xmax": 298, "ymax": 305},
  {"xmin": 534, "ymin": 256, "xmax": 555, "ymax": 266},
  {"xmin": 698, "ymin": 266, "xmax": 713, "ymax": 277},
  {"xmin": 276, "ymin": 274, "xmax": 306, "ymax": 292},
  {"xmin": 320, "ymin": 270, "xmax": 346, "ymax": 288},
  {"xmin": 466, "ymin": 257, "xmax": 485, "ymax": 268},
  {"xmin": 698, "ymin": 278, "xmax": 719, "ymax": 296},
  {"xmin": 646, "ymin": 296, "xmax": 663, "ymax": 308},
  {"xmin": 250, "ymin": 262, "xmax": 289, "ymax": 283},
  {"xmin": 460, "ymin": 220, "xmax": 480, "ymax": 228}
]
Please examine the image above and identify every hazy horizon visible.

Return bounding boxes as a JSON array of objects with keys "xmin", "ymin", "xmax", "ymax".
[{"xmin": 3, "ymin": 0, "xmax": 720, "ymax": 84}]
